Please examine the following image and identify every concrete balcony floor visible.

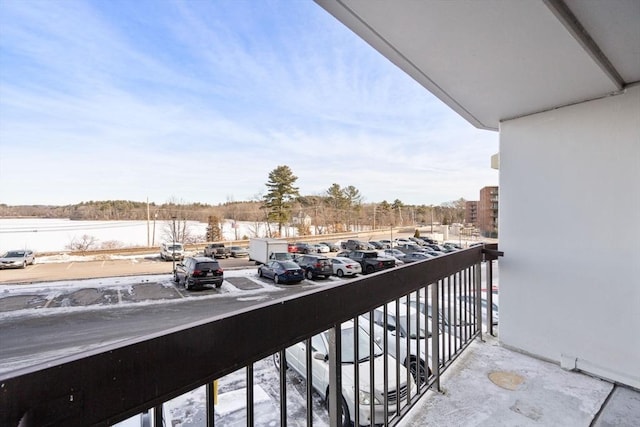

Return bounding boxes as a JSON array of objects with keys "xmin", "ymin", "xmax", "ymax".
[{"xmin": 399, "ymin": 335, "xmax": 640, "ymax": 426}]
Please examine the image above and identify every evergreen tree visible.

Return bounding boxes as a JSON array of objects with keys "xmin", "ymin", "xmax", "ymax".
[{"xmin": 263, "ymin": 165, "xmax": 300, "ymax": 235}]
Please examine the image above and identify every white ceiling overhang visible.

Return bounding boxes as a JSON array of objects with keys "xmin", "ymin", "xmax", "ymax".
[{"xmin": 315, "ymin": 0, "xmax": 640, "ymax": 130}]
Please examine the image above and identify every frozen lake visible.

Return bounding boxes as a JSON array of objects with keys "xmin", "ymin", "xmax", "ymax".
[
  {"xmin": 0, "ymin": 218, "xmax": 294, "ymax": 253},
  {"xmin": 0, "ymin": 218, "xmax": 207, "ymax": 253}
]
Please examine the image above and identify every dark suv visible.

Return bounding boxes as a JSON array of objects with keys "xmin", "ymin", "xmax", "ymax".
[
  {"xmin": 174, "ymin": 256, "xmax": 224, "ymax": 290},
  {"xmin": 295, "ymin": 254, "xmax": 333, "ymax": 280}
]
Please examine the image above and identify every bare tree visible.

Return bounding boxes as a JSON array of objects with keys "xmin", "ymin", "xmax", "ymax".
[{"xmin": 66, "ymin": 234, "xmax": 98, "ymax": 254}]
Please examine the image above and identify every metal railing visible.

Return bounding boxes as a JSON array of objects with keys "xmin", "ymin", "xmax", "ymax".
[{"xmin": 0, "ymin": 245, "xmax": 501, "ymax": 426}]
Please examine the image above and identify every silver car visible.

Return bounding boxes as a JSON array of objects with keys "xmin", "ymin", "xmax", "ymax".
[
  {"xmin": 274, "ymin": 321, "xmax": 414, "ymax": 427},
  {"xmin": 0, "ymin": 250, "xmax": 35, "ymax": 269}
]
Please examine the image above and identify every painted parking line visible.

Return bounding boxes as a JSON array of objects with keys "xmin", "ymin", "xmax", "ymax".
[{"xmin": 66, "ymin": 262, "xmax": 74, "ymax": 270}]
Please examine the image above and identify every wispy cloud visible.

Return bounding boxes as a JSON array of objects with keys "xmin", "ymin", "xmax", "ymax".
[{"xmin": 0, "ymin": 0, "xmax": 497, "ymax": 206}]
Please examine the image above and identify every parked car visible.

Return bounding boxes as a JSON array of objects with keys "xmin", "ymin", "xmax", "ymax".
[
  {"xmin": 269, "ymin": 252, "xmax": 294, "ymax": 262},
  {"xmin": 203, "ymin": 243, "xmax": 231, "ymax": 259},
  {"xmin": 408, "ymin": 237, "xmax": 428, "ymax": 246},
  {"xmin": 394, "ymin": 238, "xmax": 413, "ymax": 246},
  {"xmin": 395, "ymin": 243, "xmax": 425, "ymax": 255},
  {"xmin": 425, "ymin": 244, "xmax": 448, "ymax": 254},
  {"xmin": 318, "ymin": 241, "xmax": 340, "ymax": 252},
  {"xmin": 287, "ymin": 243, "xmax": 298, "ymax": 253},
  {"xmin": 160, "ymin": 243, "xmax": 184, "ymax": 261},
  {"xmin": 345, "ymin": 250, "xmax": 395, "ymax": 274},
  {"xmin": 361, "ymin": 303, "xmax": 435, "ymax": 384},
  {"xmin": 273, "ymin": 321, "xmax": 414, "ymax": 427},
  {"xmin": 294, "ymin": 242, "xmax": 314, "ymax": 254},
  {"xmin": 405, "ymin": 297, "xmax": 473, "ymax": 337},
  {"xmin": 367, "ymin": 240, "xmax": 385, "ymax": 249},
  {"xmin": 229, "ymin": 246, "xmax": 249, "ymax": 257},
  {"xmin": 173, "ymin": 256, "xmax": 224, "ymax": 290},
  {"xmin": 375, "ymin": 251, "xmax": 405, "ymax": 266},
  {"xmin": 258, "ymin": 260, "xmax": 304, "ymax": 284},
  {"xmin": 382, "ymin": 248, "xmax": 406, "ymax": 258},
  {"xmin": 379, "ymin": 239, "xmax": 395, "ymax": 248},
  {"xmin": 295, "ymin": 254, "xmax": 333, "ymax": 280},
  {"xmin": 330, "ymin": 256, "xmax": 362, "ymax": 277},
  {"xmin": 0, "ymin": 250, "xmax": 35, "ymax": 269},
  {"xmin": 443, "ymin": 242, "xmax": 462, "ymax": 250},
  {"xmin": 417, "ymin": 236, "xmax": 438, "ymax": 245},
  {"xmin": 341, "ymin": 239, "xmax": 368, "ymax": 250},
  {"xmin": 399, "ymin": 252, "xmax": 434, "ymax": 263},
  {"xmin": 458, "ymin": 293, "xmax": 499, "ymax": 325},
  {"xmin": 312, "ymin": 243, "xmax": 330, "ymax": 253}
]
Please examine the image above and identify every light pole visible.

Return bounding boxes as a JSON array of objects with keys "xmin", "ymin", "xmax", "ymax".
[{"xmin": 172, "ymin": 216, "xmax": 177, "ymax": 275}]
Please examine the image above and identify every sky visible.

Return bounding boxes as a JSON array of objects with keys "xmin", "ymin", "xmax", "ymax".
[{"xmin": 0, "ymin": 0, "xmax": 498, "ymax": 207}]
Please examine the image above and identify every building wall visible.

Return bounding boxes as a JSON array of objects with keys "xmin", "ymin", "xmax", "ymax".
[
  {"xmin": 499, "ymin": 84, "xmax": 640, "ymax": 388},
  {"xmin": 478, "ymin": 186, "xmax": 498, "ymax": 237},
  {"xmin": 465, "ymin": 201, "xmax": 478, "ymax": 225}
]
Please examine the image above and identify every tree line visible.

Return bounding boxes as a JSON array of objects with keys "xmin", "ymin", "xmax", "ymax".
[{"xmin": 0, "ymin": 165, "xmax": 468, "ymax": 238}]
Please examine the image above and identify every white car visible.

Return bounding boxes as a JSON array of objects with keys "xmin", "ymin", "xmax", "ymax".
[
  {"xmin": 405, "ymin": 296, "xmax": 476, "ymax": 337},
  {"xmin": 330, "ymin": 256, "xmax": 362, "ymax": 277},
  {"xmin": 361, "ymin": 302, "xmax": 461, "ymax": 385},
  {"xmin": 312, "ymin": 243, "xmax": 331, "ymax": 253},
  {"xmin": 274, "ymin": 321, "xmax": 414, "ymax": 427},
  {"xmin": 160, "ymin": 242, "xmax": 184, "ymax": 261}
]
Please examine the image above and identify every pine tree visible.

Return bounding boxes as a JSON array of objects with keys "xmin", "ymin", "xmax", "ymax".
[{"xmin": 263, "ymin": 166, "xmax": 300, "ymax": 235}]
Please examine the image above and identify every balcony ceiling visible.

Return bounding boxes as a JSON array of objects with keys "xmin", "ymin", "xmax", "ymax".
[{"xmin": 315, "ymin": 0, "xmax": 640, "ymax": 130}]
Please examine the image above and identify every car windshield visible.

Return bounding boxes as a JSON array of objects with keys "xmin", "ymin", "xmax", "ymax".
[
  {"xmin": 195, "ymin": 262, "xmax": 218, "ymax": 270},
  {"xmin": 4, "ymin": 251, "xmax": 24, "ymax": 257},
  {"xmin": 341, "ymin": 325, "xmax": 384, "ymax": 363},
  {"xmin": 167, "ymin": 245, "xmax": 182, "ymax": 250},
  {"xmin": 398, "ymin": 314, "xmax": 428, "ymax": 339}
]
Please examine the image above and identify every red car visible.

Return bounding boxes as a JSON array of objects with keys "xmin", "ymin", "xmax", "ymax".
[{"xmin": 287, "ymin": 243, "xmax": 298, "ymax": 253}]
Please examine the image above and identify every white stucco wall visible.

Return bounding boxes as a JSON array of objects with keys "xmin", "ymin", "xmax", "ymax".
[{"xmin": 499, "ymin": 85, "xmax": 640, "ymax": 388}]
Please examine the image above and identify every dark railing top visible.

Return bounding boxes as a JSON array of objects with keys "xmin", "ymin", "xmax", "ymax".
[{"xmin": 0, "ymin": 244, "xmax": 498, "ymax": 426}]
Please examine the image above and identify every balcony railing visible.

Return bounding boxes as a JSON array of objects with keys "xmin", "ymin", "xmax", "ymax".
[{"xmin": 1, "ymin": 244, "xmax": 501, "ymax": 427}]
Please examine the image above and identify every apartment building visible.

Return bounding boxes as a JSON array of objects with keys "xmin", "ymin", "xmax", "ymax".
[{"xmin": 478, "ymin": 186, "xmax": 498, "ymax": 237}]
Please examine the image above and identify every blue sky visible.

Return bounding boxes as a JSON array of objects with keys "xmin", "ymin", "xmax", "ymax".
[{"xmin": 0, "ymin": 0, "xmax": 498, "ymax": 207}]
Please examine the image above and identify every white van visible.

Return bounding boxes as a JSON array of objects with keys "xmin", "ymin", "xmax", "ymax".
[{"xmin": 160, "ymin": 242, "xmax": 184, "ymax": 261}]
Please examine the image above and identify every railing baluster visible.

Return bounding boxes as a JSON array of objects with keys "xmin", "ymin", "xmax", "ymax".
[
  {"xmin": 353, "ymin": 316, "xmax": 360, "ymax": 427},
  {"xmin": 247, "ymin": 364, "xmax": 254, "ymax": 427},
  {"xmin": 279, "ymin": 349, "xmax": 287, "ymax": 427},
  {"xmin": 328, "ymin": 325, "xmax": 342, "ymax": 427},
  {"xmin": 431, "ymin": 281, "xmax": 440, "ymax": 392},
  {"xmin": 305, "ymin": 338, "xmax": 313, "ymax": 427},
  {"xmin": 153, "ymin": 405, "xmax": 162, "ymax": 427},
  {"xmin": 487, "ymin": 259, "xmax": 495, "ymax": 336},
  {"xmin": 206, "ymin": 382, "xmax": 215, "ymax": 427}
]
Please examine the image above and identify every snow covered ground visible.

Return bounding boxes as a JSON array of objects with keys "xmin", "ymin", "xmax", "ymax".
[{"xmin": 0, "ymin": 218, "xmax": 289, "ymax": 253}]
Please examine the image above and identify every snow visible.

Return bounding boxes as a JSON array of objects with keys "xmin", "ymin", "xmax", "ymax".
[{"xmin": 0, "ymin": 218, "xmax": 293, "ymax": 253}]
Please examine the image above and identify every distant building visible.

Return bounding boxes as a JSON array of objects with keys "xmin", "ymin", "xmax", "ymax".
[
  {"xmin": 478, "ymin": 186, "xmax": 498, "ymax": 237},
  {"xmin": 465, "ymin": 201, "xmax": 478, "ymax": 226}
]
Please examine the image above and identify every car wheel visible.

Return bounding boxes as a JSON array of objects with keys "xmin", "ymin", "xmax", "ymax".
[
  {"xmin": 305, "ymin": 269, "xmax": 314, "ymax": 280},
  {"xmin": 409, "ymin": 359, "xmax": 429, "ymax": 385},
  {"xmin": 21, "ymin": 261, "xmax": 27, "ymax": 269},
  {"xmin": 258, "ymin": 268, "xmax": 263, "ymax": 278},
  {"xmin": 365, "ymin": 265, "xmax": 375, "ymax": 274},
  {"xmin": 216, "ymin": 283, "xmax": 222, "ymax": 289},
  {"xmin": 274, "ymin": 275, "xmax": 280, "ymax": 284},
  {"xmin": 325, "ymin": 393, "xmax": 350, "ymax": 427},
  {"xmin": 173, "ymin": 273, "xmax": 179, "ymax": 283},
  {"xmin": 337, "ymin": 269, "xmax": 344, "ymax": 278},
  {"xmin": 273, "ymin": 351, "xmax": 287, "ymax": 370},
  {"xmin": 184, "ymin": 280, "xmax": 191, "ymax": 291}
]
